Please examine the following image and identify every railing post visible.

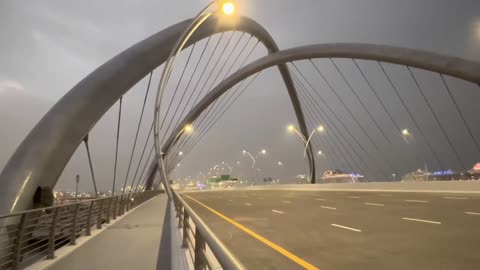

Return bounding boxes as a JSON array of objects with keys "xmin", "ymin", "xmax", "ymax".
[
  {"xmin": 70, "ymin": 204, "xmax": 80, "ymax": 245},
  {"xmin": 86, "ymin": 201, "xmax": 94, "ymax": 236},
  {"xmin": 97, "ymin": 199, "xmax": 104, "ymax": 229},
  {"xmin": 178, "ymin": 205, "xmax": 183, "ymax": 228},
  {"xmin": 194, "ymin": 227, "xmax": 206, "ymax": 270},
  {"xmin": 105, "ymin": 198, "xmax": 111, "ymax": 224},
  {"xmin": 11, "ymin": 213, "xmax": 27, "ymax": 269},
  {"xmin": 181, "ymin": 211, "xmax": 189, "ymax": 248},
  {"xmin": 112, "ymin": 196, "xmax": 118, "ymax": 220},
  {"xmin": 47, "ymin": 208, "xmax": 60, "ymax": 259}
]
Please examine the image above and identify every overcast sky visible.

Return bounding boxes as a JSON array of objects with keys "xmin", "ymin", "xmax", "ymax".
[{"xmin": 1, "ymin": 0, "xmax": 480, "ymax": 192}]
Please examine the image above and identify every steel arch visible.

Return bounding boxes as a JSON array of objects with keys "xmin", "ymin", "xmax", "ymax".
[
  {"xmin": 0, "ymin": 15, "xmax": 312, "ymax": 214},
  {"xmin": 162, "ymin": 43, "xmax": 480, "ymax": 174}
]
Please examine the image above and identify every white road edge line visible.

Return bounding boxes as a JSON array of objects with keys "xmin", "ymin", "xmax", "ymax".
[
  {"xmin": 365, "ymin": 203, "xmax": 384, "ymax": 206},
  {"xmin": 331, "ymin": 224, "xmax": 362, "ymax": 232},
  {"xmin": 405, "ymin": 200, "xmax": 429, "ymax": 203},
  {"xmin": 465, "ymin": 211, "xmax": 480, "ymax": 215},
  {"xmin": 245, "ymin": 203, "xmax": 252, "ymax": 206},
  {"xmin": 282, "ymin": 200, "xmax": 291, "ymax": 204},
  {"xmin": 272, "ymin": 209, "xmax": 284, "ymax": 214},
  {"xmin": 315, "ymin": 198, "xmax": 327, "ymax": 201},
  {"xmin": 348, "ymin": 196, "xmax": 360, "ymax": 199},
  {"xmin": 443, "ymin": 197, "xmax": 468, "ymax": 200},
  {"xmin": 321, "ymin": 206, "xmax": 336, "ymax": 210},
  {"xmin": 402, "ymin": 217, "xmax": 441, "ymax": 224}
]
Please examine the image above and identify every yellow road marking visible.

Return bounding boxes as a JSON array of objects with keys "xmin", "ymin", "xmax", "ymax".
[{"xmin": 184, "ymin": 194, "xmax": 319, "ymax": 270}]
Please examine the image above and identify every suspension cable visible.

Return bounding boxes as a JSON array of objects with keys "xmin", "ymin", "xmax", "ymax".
[
  {"xmin": 440, "ymin": 74, "xmax": 480, "ymax": 155},
  {"xmin": 83, "ymin": 135, "xmax": 98, "ymax": 197},
  {"xmin": 378, "ymin": 62, "xmax": 444, "ymax": 170},
  {"xmin": 122, "ymin": 71, "xmax": 153, "ymax": 194},
  {"xmin": 112, "ymin": 97, "xmax": 122, "ymax": 195}
]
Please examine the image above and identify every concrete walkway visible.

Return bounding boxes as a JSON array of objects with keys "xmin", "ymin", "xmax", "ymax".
[{"xmin": 45, "ymin": 194, "xmax": 168, "ymax": 270}]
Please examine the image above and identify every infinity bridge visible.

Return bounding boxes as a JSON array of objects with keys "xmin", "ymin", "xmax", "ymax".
[{"xmin": 1, "ymin": 1, "xmax": 480, "ymax": 270}]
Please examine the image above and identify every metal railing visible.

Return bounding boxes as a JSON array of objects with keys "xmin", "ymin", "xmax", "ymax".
[
  {"xmin": 171, "ymin": 190, "xmax": 245, "ymax": 270},
  {"xmin": 0, "ymin": 190, "xmax": 162, "ymax": 270}
]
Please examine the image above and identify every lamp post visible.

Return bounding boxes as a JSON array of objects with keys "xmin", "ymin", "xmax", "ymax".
[
  {"xmin": 287, "ymin": 124, "xmax": 323, "ymax": 183},
  {"xmin": 222, "ymin": 161, "xmax": 233, "ymax": 174},
  {"xmin": 154, "ymin": 1, "xmax": 237, "ymax": 199},
  {"xmin": 242, "ymin": 149, "xmax": 267, "ymax": 183},
  {"xmin": 75, "ymin": 174, "xmax": 80, "ymax": 200}
]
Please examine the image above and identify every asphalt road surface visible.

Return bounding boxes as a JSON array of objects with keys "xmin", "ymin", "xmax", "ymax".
[{"xmin": 182, "ymin": 190, "xmax": 480, "ymax": 270}]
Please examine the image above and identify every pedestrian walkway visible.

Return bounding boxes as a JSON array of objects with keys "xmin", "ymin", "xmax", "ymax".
[{"xmin": 43, "ymin": 194, "xmax": 168, "ymax": 270}]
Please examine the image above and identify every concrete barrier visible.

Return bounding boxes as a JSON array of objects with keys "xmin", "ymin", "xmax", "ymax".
[{"xmin": 181, "ymin": 181, "xmax": 480, "ymax": 194}]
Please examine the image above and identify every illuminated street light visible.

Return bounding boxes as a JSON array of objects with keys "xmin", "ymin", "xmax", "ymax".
[
  {"xmin": 402, "ymin": 129, "xmax": 410, "ymax": 136},
  {"xmin": 220, "ymin": 1, "xmax": 235, "ymax": 15},
  {"xmin": 183, "ymin": 124, "xmax": 193, "ymax": 134},
  {"xmin": 176, "ymin": 163, "xmax": 180, "ymax": 167},
  {"xmin": 318, "ymin": 151, "xmax": 323, "ymax": 155},
  {"xmin": 178, "ymin": 151, "xmax": 183, "ymax": 156},
  {"xmin": 261, "ymin": 149, "xmax": 267, "ymax": 155},
  {"xmin": 278, "ymin": 161, "xmax": 283, "ymax": 166},
  {"xmin": 317, "ymin": 125, "xmax": 325, "ymax": 132}
]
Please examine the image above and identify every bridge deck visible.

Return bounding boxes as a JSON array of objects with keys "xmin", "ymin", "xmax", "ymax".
[
  {"xmin": 183, "ymin": 190, "xmax": 480, "ymax": 270},
  {"xmin": 42, "ymin": 194, "xmax": 168, "ymax": 270}
]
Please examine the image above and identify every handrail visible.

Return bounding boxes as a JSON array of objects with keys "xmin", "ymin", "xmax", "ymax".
[
  {"xmin": 171, "ymin": 189, "xmax": 245, "ymax": 270},
  {"xmin": 0, "ymin": 190, "xmax": 162, "ymax": 270}
]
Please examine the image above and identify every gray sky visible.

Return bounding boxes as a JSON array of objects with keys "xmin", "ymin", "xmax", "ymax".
[{"xmin": 1, "ymin": 0, "xmax": 480, "ymax": 192}]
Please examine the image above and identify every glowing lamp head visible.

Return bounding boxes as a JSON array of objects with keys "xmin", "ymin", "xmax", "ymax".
[
  {"xmin": 184, "ymin": 124, "xmax": 193, "ymax": 134},
  {"xmin": 318, "ymin": 151, "xmax": 323, "ymax": 155},
  {"xmin": 179, "ymin": 151, "xmax": 183, "ymax": 156},
  {"xmin": 221, "ymin": 1, "xmax": 235, "ymax": 15},
  {"xmin": 317, "ymin": 125, "xmax": 325, "ymax": 132},
  {"xmin": 402, "ymin": 129, "xmax": 410, "ymax": 136},
  {"xmin": 242, "ymin": 150, "xmax": 247, "ymax": 154},
  {"xmin": 287, "ymin": 125, "xmax": 295, "ymax": 132},
  {"xmin": 261, "ymin": 149, "xmax": 267, "ymax": 155}
]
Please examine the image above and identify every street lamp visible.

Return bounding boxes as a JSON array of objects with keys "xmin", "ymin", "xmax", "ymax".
[
  {"xmin": 242, "ymin": 149, "xmax": 267, "ymax": 183},
  {"xmin": 278, "ymin": 161, "xmax": 283, "ymax": 166},
  {"xmin": 288, "ymin": 124, "xmax": 324, "ymax": 157},
  {"xmin": 154, "ymin": 0, "xmax": 238, "ymax": 198},
  {"xmin": 222, "ymin": 161, "xmax": 233, "ymax": 174},
  {"xmin": 402, "ymin": 129, "xmax": 410, "ymax": 136},
  {"xmin": 318, "ymin": 151, "xmax": 323, "ymax": 155},
  {"xmin": 179, "ymin": 151, "xmax": 184, "ymax": 156}
]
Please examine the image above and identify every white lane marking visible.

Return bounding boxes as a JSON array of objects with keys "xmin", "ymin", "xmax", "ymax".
[
  {"xmin": 315, "ymin": 198, "xmax": 327, "ymax": 201},
  {"xmin": 405, "ymin": 200, "xmax": 429, "ymax": 203},
  {"xmin": 348, "ymin": 196, "xmax": 360, "ymax": 199},
  {"xmin": 465, "ymin": 212, "xmax": 480, "ymax": 215},
  {"xmin": 443, "ymin": 197, "xmax": 468, "ymax": 200},
  {"xmin": 378, "ymin": 194, "xmax": 392, "ymax": 197},
  {"xmin": 365, "ymin": 202, "xmax": 384, "ymax": 206},
  {"xmin": 402, "ymin": 217, "xmax": 441, "ymax": 224},
  {"xmin": 272, "ymin": 209, "xmax": 284, "ymax": 214},
  {"xmin": 245, "ymin": 203, "xmax": 252, "ymax": 206},
  {"xmin": 331, "ymin": 224, "xmax": 362, "ymax": 232},
  {"xmin": 282, "ymin": 200, "xmax": 291, "ymax": 204},
  {"xmin": 321, "ymin": 206, "xmax": 336, "ymax": 210}
]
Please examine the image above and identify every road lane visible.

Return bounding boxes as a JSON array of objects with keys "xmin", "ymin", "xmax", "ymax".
[{"xmin": 182, "ymin": 190, "xmax": 480, "ymax": 270}]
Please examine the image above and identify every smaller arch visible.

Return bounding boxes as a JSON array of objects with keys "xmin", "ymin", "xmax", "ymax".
[{"xmin": 162, "ymin": 43, "xmax": 480, "ymax": 173}]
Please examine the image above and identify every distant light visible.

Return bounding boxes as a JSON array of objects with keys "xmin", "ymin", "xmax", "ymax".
[
  {"xmin": 221, "ymin": 2, "xmax": 235, "ymax": 15},
  {"xmin": 278, "ymin": 161, "xmax": 283, "ymax": 166},
  {"xmin": 236, "ymin": 161, "xmax": 240, "ymax": 164},
  {"xmin": 184, "ymin": 124, "xmax": 193, "ymax": 134},
  {"xmin": 317, "ymin": 125, "xmax": 325, "ymax": 132},
  {"xmin": 178, "ymin": 151, "xmax": 183, "ymax": 156},
  {"xmin": 287, "ymin": 125, "xmax": 295, "ymax": 132},
  {"xmin": 261, "ymin": 149, "xmax": 267, "ymax": 155},
  {"xmin": 177, "ymin": 163, "xmax": 180, "ymax": 167},
  {"xmin": 242, "ymin": 150, "xmax": 247, "ymax": 154},
  {"xmin": 318, "ymin": 151, "xmax": 323, "ymax": 155},
  {"xmin": 402, "ymin": 129, "xmax": 410, "ymax": 135}
]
